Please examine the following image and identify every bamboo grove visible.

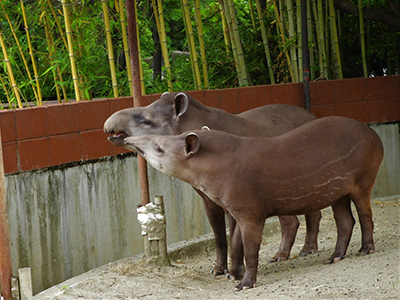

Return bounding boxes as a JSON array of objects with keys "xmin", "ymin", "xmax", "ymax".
[{"xmin": 0, "ymin": 0, "xmax": 398, "ymax": 109}]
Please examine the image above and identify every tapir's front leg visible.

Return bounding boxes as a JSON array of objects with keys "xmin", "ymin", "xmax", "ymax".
[
  {"xmin": 235, "ymin": 221, "xmax": 264, "ymax": 291},
  {"xmin": 195, "ymin": 188, "xmax": 228, "ymax": 275}
]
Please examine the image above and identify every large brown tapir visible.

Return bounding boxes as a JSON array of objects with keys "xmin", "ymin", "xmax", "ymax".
[
  {"xmin": 123, "ymin": 116, "xmax": 384, "ymax": 291},
  {"xmin": 104, "ymin": 92, "xmax": 320, "ymax": 278}
]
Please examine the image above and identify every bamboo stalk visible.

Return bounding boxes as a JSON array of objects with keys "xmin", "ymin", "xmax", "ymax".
[
  {"xmin": 134, "ymin": 3, "xmax": 146, "ymax": 95},
  {"xmin": 307, "ymin": 0, "xmax": 315, "ymax": 80},
  {"xmin": 358, "ymin": 0, "xmax": 368, "ymax": 77},
  {"xmin": 285, "ymin": 0, "xmax": 299, "ymax": 82},
  {"xmin": 61, "ymin": 0, "xmax": 81, "ymax": 101},
  {"xmin": 40, "ymin": 0, "xmax": 68, "ymax": 103},
  {"xmin": 219, "ymin": 1, "xmax": 231, "ymax": 53},
  {"xmin": 249, "ymin": 0, "xmax": 256, "ymax": 30},
  {"xmin": 0, "ymin": 32, "xmax": 23, "ymax": 108},
  {"xmin": 101, "ymin": 0, "xmax": 119, "ymax": 97},
  {"xmin": 20, "ymin": 0, "xmax": 43, "ymax": 105},
  {"xmin": 227, "ymin": 0, "xmax": 249, "ymax": 86},
  {"xmin": 47, "ymin": 0, "xmax": 68, "ymax": 49},
  {"xmin": 2, "ymin": 5, "xmax": 39, "ymax": 103},
  {"xmin": 272, "ymin": 0, "xmax": 294, "ymax": 82},
  {"xmin": 221, "ymin": 0, "xmax": 242, "ymax": 84},
  {"xmin": 182, "ymin": 0, "xmax": 202, "ymax": 89},
  {"xmin": 119, "ymin": 0, "xmax": 133, "ymax": 96},
  {"xmin": 297, "ymin": 0, "xmax": 303, "ymax": 78},
  {"xmin": 315, "ymin": 0, "xmax": 328, "ymax": 78},
  {"xmin": 156, "ymin": 0, "xmax": 173, "ymax": 91},
  {"xmin": 328, "ymin": 0, "xmax": 343, "ymax": 79},
  {"xmin": 324, "ymin": 0, "xmax": 330, "ymax": 77},
  {"xmin": 0, "ymin": 73, "xmax": 13, "ymax": 108},
  {"xmin": 194, "ymin": 0, "xmax": 209, "ymax": 89},
  {"xmin": 255, "ymin": 0, "xmax": 275, "ymax": 84}
]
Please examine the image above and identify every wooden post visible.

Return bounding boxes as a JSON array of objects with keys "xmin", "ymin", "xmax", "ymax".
[
  {"xmin": 10, "ymin": 277, "xmax": 19, "ymax": 300},
  {"xmin": 154, "ymin": 196, "xmax": 167, "ymax": 259},
  {"xmin": 18, "ymin": 268, "xmax": 32, "ymax": 300},
  {"xmin": 0, "ymin": 131, "xmax": 13, "ymax": 300}
]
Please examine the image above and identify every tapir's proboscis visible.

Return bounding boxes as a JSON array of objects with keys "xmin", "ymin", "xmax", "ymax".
[
  {"xmin": 104, "ymin": 92, "xmax": 320, "ymax": 278},
  {"xmin": 123, "ymin": 116, "xmax": 384, "ymax": 291}
]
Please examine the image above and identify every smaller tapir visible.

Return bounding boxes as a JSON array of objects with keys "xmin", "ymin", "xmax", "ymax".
[{"xmin": 123, "ymin": 116, "xmax": 384, "ymax": 291}]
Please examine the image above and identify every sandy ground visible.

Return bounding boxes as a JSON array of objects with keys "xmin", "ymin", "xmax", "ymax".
[{"xmin": 40, "ymin": 198, "xmax": 399, "ymax": 300}]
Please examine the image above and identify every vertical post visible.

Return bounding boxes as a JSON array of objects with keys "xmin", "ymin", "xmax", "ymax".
[
  {"xmin": 18, "ymin": 268, "xmax": 32, "ymax": 300},
  {"xmin": 154, "ymin": 196, "xmax": 167, "ymax": 259},
  {"xmin": 301, "ymin": 0, "xmax": 311, "ymax": 111},
  {"xmin": 125, "ymin": 0, "xmax": 150, "ymax": 206},
  {"xmin": 0, "ymin": 131, "xmax": 13, "ymax": 300}
]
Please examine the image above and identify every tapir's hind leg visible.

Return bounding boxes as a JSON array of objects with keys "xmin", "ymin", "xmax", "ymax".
[
  {"xmin": 299, "ymin": 211, "xmax": 322, "ymax": 257},
  {"xmin": 227, "ymin": 214, "xmax": 245, "ymax": 280},
  {"xmin": 327, "ymin": 195, "xmax": 355, "ymax": 264},
  {"xmin": 270, "ymin": 215, "xmax": 299, "ymax": 262},
  {"xmin": 351, "ymin": 192, "xmax": 375, "ymax": 255}
]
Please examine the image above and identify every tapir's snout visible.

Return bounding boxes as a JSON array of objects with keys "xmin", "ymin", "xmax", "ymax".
[
  {"xmin": 123, "ymin": 137, "xmax": 141, "ymax": 154},
  {"xmin": 104, "ymin": 110, "xmax": 130, "ymax": 147}
]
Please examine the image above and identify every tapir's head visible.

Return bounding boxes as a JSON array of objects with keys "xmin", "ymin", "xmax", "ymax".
[
  {"xmin": 123, "ymin": 132, "xmax": 201, "ymax": 178},
  {"xmin": 104, "ymin": 92, "xmax": 196, "ymax": 147}
]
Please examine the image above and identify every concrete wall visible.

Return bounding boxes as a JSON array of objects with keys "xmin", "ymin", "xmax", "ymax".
[
  {"xmin": 6, "ymin": 154, "xmax": 210, "ymax": 294},
  {"xmin": 370, "ymin": 122, "xmax": 400, "ymax": 198},
  {"xmin": 4, "ymin": 122, "xmax": 399, "ymax": 295}
]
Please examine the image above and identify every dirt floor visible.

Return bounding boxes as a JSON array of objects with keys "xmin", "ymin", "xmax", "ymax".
[{"xmin": 44, "ymin": 198, "xmax": 399, "ymax": 300}]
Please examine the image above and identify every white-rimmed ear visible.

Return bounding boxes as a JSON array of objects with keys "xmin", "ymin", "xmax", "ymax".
[
  {"xmin": 174, "ymin": 92, "xmax": 189, "ymax": 118},
  {"xmin": 185, "ymin": 132, "xmax": 200, "ymax": 156},
  {"xmin": 161, "ymin": 92, "xmax": 169, "ymax": 98},
  {"xmin": 201, "ymin": 126, "xmax": 210, "ymax": 131}
]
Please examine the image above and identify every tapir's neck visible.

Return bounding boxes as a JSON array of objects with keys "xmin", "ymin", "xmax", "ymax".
[{"xmin": 182, "ymin": 103, "xmax": 254, "ymax": 135}]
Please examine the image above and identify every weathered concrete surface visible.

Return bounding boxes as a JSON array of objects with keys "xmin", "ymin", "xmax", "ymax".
[
  {"xmin": 4, "ymin": 122, "xmax": 399, "ymax": 295},
  {"xmin": 6, "ymin": 154, "xmax": 210, "ymax": 295},
  {"xmin": 370, "ymin": 122, "xmax": 400, "ymax": 197}
]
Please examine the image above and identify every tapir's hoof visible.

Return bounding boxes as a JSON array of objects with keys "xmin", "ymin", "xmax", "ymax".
[
  {"xmin": 234, "ymin": 282, "xmax": 256, "ymax": 291},
  {"xmin": 211, "ymin": 267, "xmax": 228, "ymax": 276},
  {"xmin": 226, "ymin": 274, "xmax": 236, "ymax": 280},
  {"xmin": 299, "ymin": 248, "xmax": 317, "ymax": 257},
  {"xmin": 325, "ymin": 256, "xmax": 344, "ymax": 264},
  {"xmin": 269, "ymin": 250, "xmax": 290, "ymax": 263},
  {"xmin": 357, "ymin": 247, "xmax": 375, "ymax": 255}
]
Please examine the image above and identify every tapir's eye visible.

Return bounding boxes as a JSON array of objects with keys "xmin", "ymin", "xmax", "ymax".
[
  {"xmin": 155, "ymin": 146, "xmax": 164, "ymax": 154},
  {"xmin": 142, "ymin": 119, "xmax": 152, "ymax": 126}
]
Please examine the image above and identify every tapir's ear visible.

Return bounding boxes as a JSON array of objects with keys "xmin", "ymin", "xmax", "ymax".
[
  {"xmin": 185, "ymin": 133, "xmax": 200, "ymax": 156},
  {"xmin": 161, "ymin": 92, "xmax": 169, "ymax": 98},
  {"xmin": 174, "ymin": 93, "xmax": 189, "ymax": 118}
]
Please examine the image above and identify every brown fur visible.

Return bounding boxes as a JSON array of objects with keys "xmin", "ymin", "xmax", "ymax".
[
  {"xmin": 124, "ymin": 116, "xmax": 384, "ymax": 291},
  {"xmin": 104, "ymin": 92, "xmax": 319, "ymax": 277}
]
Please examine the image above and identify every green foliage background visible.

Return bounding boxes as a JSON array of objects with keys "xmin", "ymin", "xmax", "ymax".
[{"xmin": 0, "ymin": 0, "xmax": 398, "ymax": 108}]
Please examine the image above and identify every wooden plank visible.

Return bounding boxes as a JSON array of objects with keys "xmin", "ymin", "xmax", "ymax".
[{"xmin": 17, "ymin": 269, "xmax": 32, "ymax": 300}]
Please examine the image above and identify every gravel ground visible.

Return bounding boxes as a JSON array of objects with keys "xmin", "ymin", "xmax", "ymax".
[{"xmin": 37, "ymin": 198, "xmax": 399, "ymax": 300}]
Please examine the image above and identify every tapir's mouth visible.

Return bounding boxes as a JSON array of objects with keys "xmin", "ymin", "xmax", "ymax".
[
  {"xmin": 135, "ymin": 147, "xmax": 145, "ymax": 157},
  {"xmin": 107, "ymin": 132, "xmax": 128, "ymax": 147}
]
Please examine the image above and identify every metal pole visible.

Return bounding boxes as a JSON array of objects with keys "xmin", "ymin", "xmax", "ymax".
[
  {"xmin": 301, "ymin": 0, "xmax": 311, "ymax": 111},
  {"xmin": 0, "ymin": 131, "xmax": 13, "ymax": 300},
  {"xmin": 125, "ymin": 0, "xmax": 150, "ymax": 206},
  {"xmin": 126, "ymin": 0, "xmax": 150, "ymax": 205}
]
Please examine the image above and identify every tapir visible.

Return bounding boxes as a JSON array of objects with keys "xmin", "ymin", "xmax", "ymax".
[
  {"xmin": 123, "ymin": 116, "xmax": 384, "ymax": 291},
  {"xmin": 104, "ymin": 92, "xmax": 320, "ymax": 277}
]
